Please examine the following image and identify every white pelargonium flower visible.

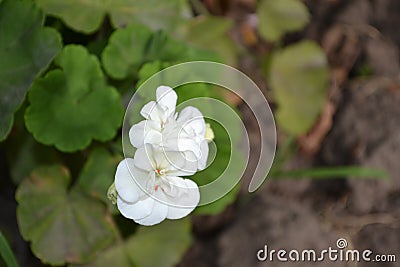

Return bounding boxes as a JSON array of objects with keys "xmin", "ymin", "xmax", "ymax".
[
  {"xmin": 115, "ymin": 144, "xmax": 200, "ymax": 226},
  {"xmin": 129, "ymin": 86, "xmax": 209, "ymax": 170},
  {"xmin": 113, "ymin": 85, "xmax": 213, "ymax": 226}
]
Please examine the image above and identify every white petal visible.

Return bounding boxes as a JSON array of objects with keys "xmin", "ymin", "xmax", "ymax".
[
  {"xmin": 115, "ymin": 159, "xmax": 145, "ymax": 203},
  {"xmin": 162, "ymin": 175, "xmax": 188, "ymax": 198},
  {"xmin": 161, "ymin": 136, "xmax": 180, "ymax": 152},
  {"xmin": 197, "ymin": 139, "xmax": 209, "ymax": 170},
  {"xmin": 165, "ymin": 177, "xmax": 200, "ymax": 219},
  {"xmin": 134, "ymin": 144, "xmax": 156, "ymax": 172},
  {"xmin": 145, "ymin": 171, "xmax": 156, "ymax": 194},
  {"xmin": 156, "ymin": 86, "xmax": 177, "ymax": 116},
  {"xmin": 152, "ymin": 147, "xmax": 169, "ymax": 169},
  {"xmin": 135, "ymin": 190, "xmax": 168, "ymax": 226},
  {"xmin": 129, "ymin": 121, "xmax": 145, "ymax": 148},
  {"xmin": 143, "ymin": 129, "xmax": 162, "ymax": 145},
  {"xmin": 140, "ymin": 101, "xmax": 157, "ymax": 119},
  {"xmin": 141, "ymin": 101, "xmax": 168, "ymax": 122},
  {"xmin": 177, "ymin": 138, "xmax": 202, "ymax": 159},
  {"xmin": 162, "ymin": 118, "xmax": 179, "ymax": 134},
  {"xmin": 185, "ymin": 119, "xmax": 206, "ymax": 137},
  {"xmin": 178, "ymin": 106, "xmax": 206, "ymax": 136},
  {"xmin": 117, "ymin": 196, "xmax": 154, "ymax": 220},
  {"xmin": 177, "ymin": 106, "xmax": 202, "ymax": 124},
  {"xmin": 164, "ymin": 150, "xmax": 198, "ymax": 176},
  {"xmin": 129, "ymin": 120, "xmax": 161, "ymax": 148}
]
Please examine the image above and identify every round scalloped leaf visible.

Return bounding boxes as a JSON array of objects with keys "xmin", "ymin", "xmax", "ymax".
[
  {"xmin": 110, "ymin": 0, "xmax": 191, "ymax": 31},
  {"xmin": 126, "ymin": 219, "xmax": 192, "ymax": 267},
  {"xmin": 16, "ymin": 165, "xmax": 115, "ymax": 265},
  {"xmin": 35, "ymin": 0, "xmax": 109, "ymax": 33},
  {"xmin": 269, "ymin": 40, "xmax": 329, "ymax": 136},
  {"xmin": 0, "ymin": 0, "xmax": 61, "ymax": 141},
  {"xmin": 257, "ymin": 0, "xmax": 310, "ymax": 42},
  {"xmin": 35, "ymin": 0, "xmax": 190, "ymax": 34},
  {"xmin": 176, "ymin": 15, "xmax": 238, "ymax": 65},
  {"xmin": 5, "ymin": 126, "xmax": 59, "ymax": 184},
  {"xmin": 25, "ymin": 45, "xmax": 124, "ymax": 152},
  {"xmin": 77, "ymin": 219, "xmax": 192, "ymax": 267},
  {"xmin": 101, "ymin": 24, "xmax": 152, "ymax": 79},
  {"xmin": 102, "ymin": 25, "xmax": 216, "ymax": 80},
  {"xmin": 73, "ymin": 245, "xmax": 131, "ymax": 267},
  {"xmin": 77, "ymin": 148, "xmax": 122, "ymax": 212}
]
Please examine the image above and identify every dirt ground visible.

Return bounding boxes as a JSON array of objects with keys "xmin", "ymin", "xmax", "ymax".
[{"xmin": 180, "ymin": 0, "xmax": 400, "ymax": 266}]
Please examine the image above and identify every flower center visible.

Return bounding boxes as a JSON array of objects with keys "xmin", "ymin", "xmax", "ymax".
[
  {"xmin": 155, "ymin": 169, "xmax": 166, "ymax": 176},
  {"xmin": 153, "ymin": 169, "xmax": 168, "ymax": 192}
]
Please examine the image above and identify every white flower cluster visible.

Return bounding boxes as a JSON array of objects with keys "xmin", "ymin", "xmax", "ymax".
[{"xmin": 114, "ymin": 86, "xmax": 211, "ymax": 226}]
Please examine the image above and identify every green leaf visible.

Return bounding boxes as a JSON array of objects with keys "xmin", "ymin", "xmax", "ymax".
[
  {"xmin": 5, "ymin": 127, "xmax": 59, "ymax": 184},
  {"xmin": 136, "ymin": 61, "xmax": 214, "ymax": 92},
  {"xmin": 257, "ymin": 0, "xmax": 310, "ymax": 42},
  {"xmin": 0, "ymin": 0, "xmax": 62, "ymax": 141},
  {"xmin": 102, "ymin": 25, "xmax": 216, "ymax": 80},
  {"xmin": 269, "ymin": 40, "xmax": 329, "ymax": 136},
  {"xmin": 101, "ymin": 24, "xmax": 153, "ymax": 79},
  {"xmin": 35, "ymin": 0, "xmax": 109, "ymax": 33},
  {"xmin": 175, "ymin": 15, "xmax": 238, "ymax": 65},
  {"xmin": 77, "ymin": 148, "xmax": 122, "ymax": 212},
  {"xmin": 110, "ymin": 0, "xmax": 191, "ymax": 31},
  {"xmin": 73, "ymin": 244, "xmax": 132, "ymax": 267},
  {"xmin": 126, "ymin": 219, "xmax": 192, "ymax": 267},
  {"xmin": 77, "ymin": 219, "xmax": 192, "ymax": 267},
  {"xmin": 0, "ymin": 232, "xmax": 19, "ymax": 267},
  {"xmin": 35, "ymin": 0, "xmax": 190, "ymax": 34},
  {"xmin": 137, "ymin": 61, "xmax": 172, "ymax": 88},
  {"xmin": 16, "ymin": 165, "xmax": 115, "ymax": 265},
  {"xmin": 25, "ymin": 45, "xmax": 124, "ymax": 152},
  {"xmin": 273, "ymin": 166, "xmax": 390, "ymax": 180}
]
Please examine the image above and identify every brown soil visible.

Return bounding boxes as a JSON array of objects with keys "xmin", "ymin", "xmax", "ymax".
[{"xmin": 179, "ymin": 0, "xmax": 400, "ymax": 266}]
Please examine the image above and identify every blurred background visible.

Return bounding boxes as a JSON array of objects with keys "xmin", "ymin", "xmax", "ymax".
[{"xmin": 0, "ymin": 0, "xmax": 399, "ymax": 266}]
